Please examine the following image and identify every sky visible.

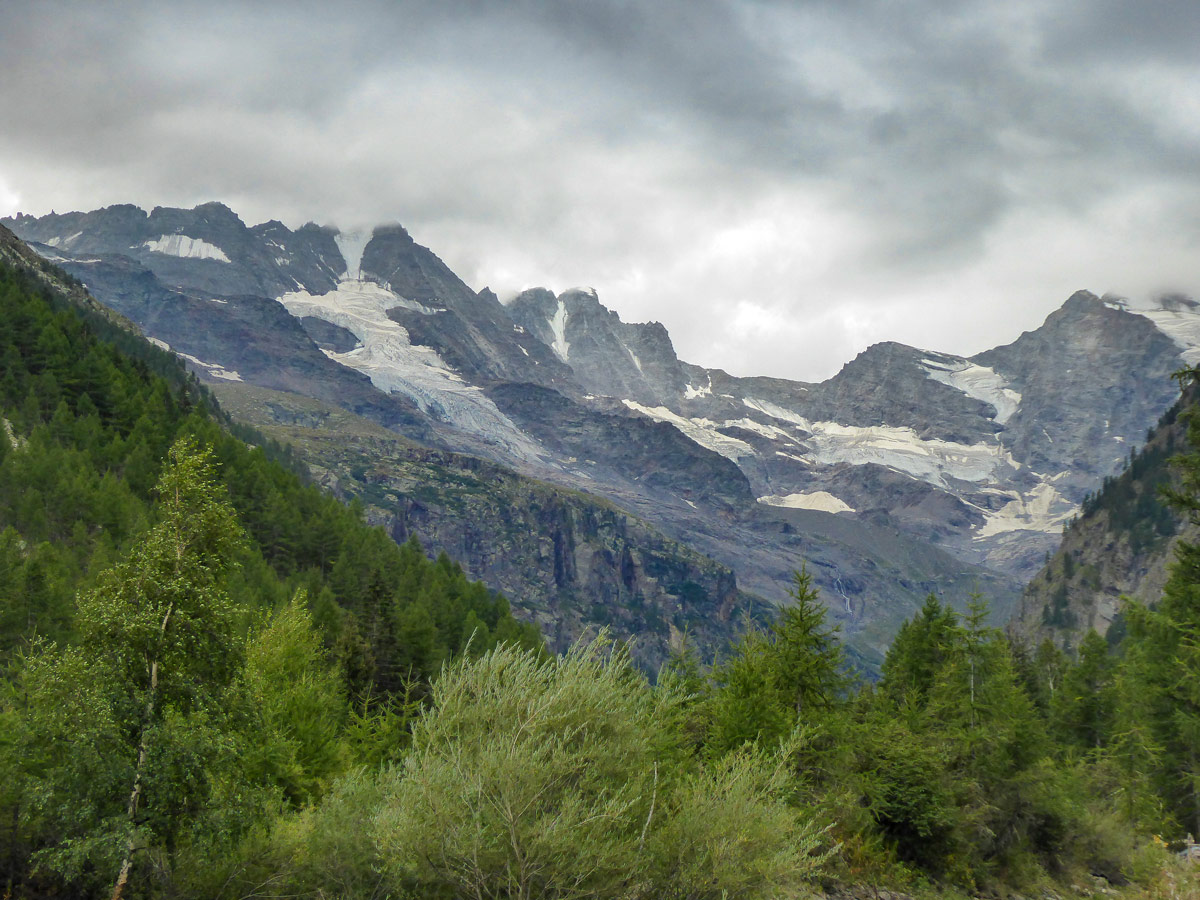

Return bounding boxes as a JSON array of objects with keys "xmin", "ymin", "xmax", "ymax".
[{"xmin": 3, "ymin": 0, "xmax": 1200, "ymax": 382}]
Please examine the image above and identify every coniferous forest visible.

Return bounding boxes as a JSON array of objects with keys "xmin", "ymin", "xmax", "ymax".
[{"xmin": 2, "ymin": 259, "xmax": 1199, "ymax": 900}]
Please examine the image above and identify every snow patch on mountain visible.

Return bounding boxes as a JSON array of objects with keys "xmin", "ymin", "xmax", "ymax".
[
  {"xmin": 721, "ymin": 417, "xmax": 800, "ymax": 443},
  {"xmin": 742, "ymin": 397, "xmax": 810, "ymax": 429},
  {"xmin": 1132, "ymin": 302, "xmax": 1200, "ymax": 365},
  {"xmin": 684, "ymin": 378, "xmax": 713, "ymax": 399},
  {"xmin": 921, "ymin": 357, "xmax": 1022, "ymax": 424},
  {"xmin": 278, "ymin": 280, "xmax": 544, "ymax": 462},
  {"xmin": 334, "ymin": 229, "xmax": 371, "ymax": 280},
  {"xmin": 142, "ymin": 235, "xmax": 231, "ymax": 263},
  {"xmin": 758, "ymin": 491, "xmax": 855, "ymax": 514},
  {"xmin": 144, "ymin": 335, "xmax": 242, "ymax": 381},
  {"xmin": 622, "ymin": 400, "xmax": 755, "ymax": 461},
  {"xmin": 741, "ymin": 397, "xmax": 1019, "ymax": 487},
  {"xmin": 802, "ymin": 422, "xmax": 1019, "ymax": 486},
  {"xmin": 549, "ymin": 299, "xmax": 570, "ymax": 362},
  {"xmin": 178, "ymin": 353, "xmax": 243, "ymax": 382},
  {"xmin": 626, "ymin": 345, "xmax": 644, "ymax": 373},
  {"xmin": 45, "ymin": 232, "xmax": 82, "ymax": 248},
  {"xmin": 974, "ymin": 482, "xmax": 1074, "ymax": 538}
]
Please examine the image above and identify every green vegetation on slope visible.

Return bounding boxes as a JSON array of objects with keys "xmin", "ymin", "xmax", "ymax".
[
  {"xmin": 0, "ymin": 258, "xmax": 540, "ymax": 896},
  {"xmin": 0, "ymin": 252, "xmax": 1196, "ymax": 900}
]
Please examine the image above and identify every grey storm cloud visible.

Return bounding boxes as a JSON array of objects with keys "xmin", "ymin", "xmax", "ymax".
[{"xmin": 2, "ymin": 0, "xmax": 1200, "ymax": 380}]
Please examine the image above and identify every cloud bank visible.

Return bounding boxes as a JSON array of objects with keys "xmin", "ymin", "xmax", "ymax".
[{"xmin": 3, "ymin": 0, "xmax": 1200, "ymax": 380}]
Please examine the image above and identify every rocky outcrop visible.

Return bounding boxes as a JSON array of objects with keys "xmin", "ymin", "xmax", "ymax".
[
  {"xmin": 211, "ymin": 382, "xmax": 765, "ymax": 670},
  {"xmin": 977, "ymin": 291, "xmax": 1182, "ymax": 491},
  {"xmin": 487, "ymin": 381, "xmax": 756, "ymax": 513},
  {"xmin": 361, "ymin": 226, "xmax": 574, "ymax": 390},
  {"xmin": 507, "ymin": 287, "xmax": 688, "ymax": 404},
  {"xmin": 1013, "ymin": 392, "xmax": 1190, "ymax": 650}
]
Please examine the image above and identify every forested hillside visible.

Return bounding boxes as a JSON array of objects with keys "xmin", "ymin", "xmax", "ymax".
[
  {"xmin": 0, "ymin": 255, "xmax": 541, "ymax": 896},
  {"xmin": 1, "ymin": 249, "xmax": 1198, "ymax": 899}
]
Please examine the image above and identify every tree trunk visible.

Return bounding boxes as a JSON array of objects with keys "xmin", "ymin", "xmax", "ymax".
[{"xmin": 111, "ymin": 602, "xmax": 173, "ymax": 900}]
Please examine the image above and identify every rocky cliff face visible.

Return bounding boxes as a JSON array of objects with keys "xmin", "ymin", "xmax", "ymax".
[
  {"xmin": 976, "ymin": 292, "xmax": 1182, "ymax": 491},
  {"xmin": 507, "ymin": 287, "xmax": 688, "ymax": 404},
  {"xmin": 1013, "ymin": 390, "xmax": 1192, "ymax": 650},
  {"xmin": 211, "ymin": 383, "xmax": 765, "ymax": 671},
  {"xmin": 10, "ymin": 202, "xmax": 1199, "ymax": 662}
]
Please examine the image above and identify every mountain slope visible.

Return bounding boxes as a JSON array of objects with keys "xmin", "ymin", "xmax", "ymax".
[
  {"xmin": 1013, "ymin": 387, "xmax": 1192, "ymax": 649},
  {"xmin": 212, "ymin": 381, "xmax": 767, "ymax": 669},
  {"xmin": 0, "ymin": 230, "xmax": 543, "ymax": 697},
  {"xmin": 10, "ymin": 203, "xmax": 1197, "ymax": 661}
]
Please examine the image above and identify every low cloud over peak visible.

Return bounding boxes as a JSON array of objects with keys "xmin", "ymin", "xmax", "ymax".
[{"xmin": 4, "ymin": 0, "xmax": 1200, "ymax": 379}]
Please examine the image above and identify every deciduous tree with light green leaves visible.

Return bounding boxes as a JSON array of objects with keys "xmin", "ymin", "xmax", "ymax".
[{"xmin": 13, "ymin": 436, "xmax": 263, "ymax": 899}]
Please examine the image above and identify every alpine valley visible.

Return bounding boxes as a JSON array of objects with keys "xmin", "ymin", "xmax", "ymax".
[{"xmin": 8, "ymin": 202, "xmax": 1200, "ymax": 667}]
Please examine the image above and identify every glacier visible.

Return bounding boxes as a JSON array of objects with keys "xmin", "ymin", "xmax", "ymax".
[
  {"xmin": 142, "ymin": 235, "xmax": 231, "ymax": 263},
  {"xmin": 742, "ymin": 397, "xmax": 1019, "ymax": 486},
  {"xmin": 1132, "ymin": 302, "xmax": 1200, "ymax": 366},
  {"xmin": 277, "ymin": 279, "xmax": 545, "ymax": 463},
  {"xmin": 920, "ymin": 356, "xmax": 1022, "ymax": 424}
]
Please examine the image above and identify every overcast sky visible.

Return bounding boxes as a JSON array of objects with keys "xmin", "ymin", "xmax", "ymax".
[{"xmin": 3, "ymin": 0, "xmax": 1200, "ymax": 381}]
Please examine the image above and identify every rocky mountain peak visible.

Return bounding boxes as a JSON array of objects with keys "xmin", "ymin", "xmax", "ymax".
[
  {"xmin": 165, "ymin": 200, "xmax": 243, "ymax": 225},
  {"xmin": 507, "ymin": 286, "xmax": 687, "ymax": 405},
  {"xmin": 1061, "ymin": 288, "xmax": 1101, "ymax": 310}
]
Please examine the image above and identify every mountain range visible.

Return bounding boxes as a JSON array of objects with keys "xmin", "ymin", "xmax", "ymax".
[{"xmin": 8, "ymin": 202, "xmax": 1199, "ymax": 664}]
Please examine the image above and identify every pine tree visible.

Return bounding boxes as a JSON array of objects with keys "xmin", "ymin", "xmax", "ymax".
[
  {"xmin": 879, "ymin": 593, "xmax": 958, "ymax": 704},
  {"xmin": 1051, "ymin": 630, "xmax": 1114, "ymax": 753},
  {"xmin": 772, "ymin": 565, "xmax": 848, "ymax": 717}
]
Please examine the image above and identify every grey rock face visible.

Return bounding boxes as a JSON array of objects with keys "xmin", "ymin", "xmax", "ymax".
[
  {"xmin": 976, "ymin": 291, "xmax": 1181, "ymax": 490},
  {"xmin": 487, "ymin": 382, "xmax": 756, "ymax": 513},
  {"xmin": 299, "ymin": 316, "xmax": 360, "ymax": 353},
  {"xmin": 507, "ymin": 287, "xmax": 688, "ymax": 404},
  {"xmin": 803, "ymin": 342, "xmax": 1003, "ymax": 443},
  {"xmin": 355, "ymin": 226, "xmax": 574, "ymax": 390},
  {"xmin": 1013, "ymin": 387, "xmax": 1191, "ymax": 650}
]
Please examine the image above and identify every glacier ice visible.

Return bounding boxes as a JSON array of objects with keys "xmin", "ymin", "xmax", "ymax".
[
  {"xmin": 920, "ymin": 356, "xmax": 1022, "ymax": 425},
  {"xmin": 142, "ymin": 235, "xmax": 231, "ymax": 263},
  {"xmin": 743, "ymin": 397, "xmax": 1019, "ymax": 487},
  {"xmin": 1131, "ymin": 303, "xmax": 1200, "ymax": 366},
  {"xmin": 277, "ymin": 280, "xmax": 545, "ymax": 462}
]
